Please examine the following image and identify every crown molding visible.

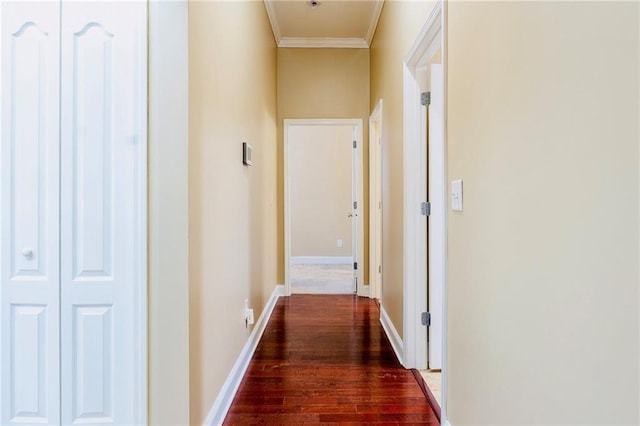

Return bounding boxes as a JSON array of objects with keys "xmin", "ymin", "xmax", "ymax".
[
  {"xmin": 264, "ymin": 0, "xmax": 384, "ymax": 49},
  {"xmin": 366, "ymin": 0, "xmax": 384, "ymax": 45},
  {"xmin": 263, "ymin": 0, "xmax": 282, "ymax": 45},
  {"xmin": 278, "ymin": 37, "xmax": 369, "ymax": 49}
]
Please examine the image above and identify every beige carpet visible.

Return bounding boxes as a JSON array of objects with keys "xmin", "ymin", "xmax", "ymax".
[{"xmin": 290, "ymin": 264, "xmax": 354, "ymax": 294}]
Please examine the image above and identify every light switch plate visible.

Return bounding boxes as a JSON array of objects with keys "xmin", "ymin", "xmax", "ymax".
[{"xmin": 451, "ymin": 179, "xmax": 463, "ymax": 212}]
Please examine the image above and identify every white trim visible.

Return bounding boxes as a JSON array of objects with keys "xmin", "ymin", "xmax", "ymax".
[
  {"xmin": 402, "ymin": 60, "xmax": 427, "ymax": 370},
  {"xmin": 356, "ymin": 284, "xmax": 369, "ymax": 297},
  {"xmin": 404, "ymin": 3, "xmax": 442, "ymax": 67},
  {"xmin": 289, "ymin": 256, "xmax": 353, "ymax": 265},
  {"xmin": 203, "ymin": 285, "xmax": 284, "ymax": 426},
  {"xmin": 263, "ymin": 0, "xmax": 383, "ymax": 48},
  {"xmin": 440, "ymin": 1, "xmax": 449, "ymax": 422},
  {"xmin": 380, "ymin": 304, "xmax": 404, "ymax": 366},
  {"xmin": 263, "ymin": 0, "xmax": 282, "ymax": 45},
  {"xmin": 359, "ymin": 285, "xmax": 370, "ymax": 297},
  {"xmin": 402, "ymin": 0, "xmax": 442, "ymax": 370},
  {"xmin": 368, "ymin": 99, "xmax": 383, "ymax": 301},
  {"xmin": 278, "ymin": 37, "xmax": 368, "ymax": 49},
  {"xmin": 284, "ymin": 119, "xmax": 364, "ymax": 297},
  {"xmin": 403, "ymin": 0, "xmax": 449, "ymax": 423},
  {"xmin": 365, "ymin": 0, "xmax": 384, "ymax": 46}
]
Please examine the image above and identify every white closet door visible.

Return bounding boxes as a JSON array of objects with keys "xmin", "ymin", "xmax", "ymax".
[
  {"xmin": 59, "ymin": 2, "xmax": 146, "ymax": 425},
  {"xmin": 0, "ymin": 3, "xmax": 61, "ymax": 425}
]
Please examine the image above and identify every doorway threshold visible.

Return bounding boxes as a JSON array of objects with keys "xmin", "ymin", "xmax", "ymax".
[{"xmin": 412, "ymin": 369, "xmax": 441, "ymax": 422}]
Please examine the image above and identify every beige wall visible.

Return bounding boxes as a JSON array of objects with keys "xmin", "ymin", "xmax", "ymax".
[
  {"xmin": 277, "ymin": 48, "xmax": 370, "ymax": 281},
  {"xmin": 148, "ymin": 1, "xmax": 190, "ymax": 424},
  {"xmin": 188, "ymin": 1, "xmax": 278, "ymax": 424},
  {"xmin": 370, "ymin": 0, "xmax": 435, "ymax": 338},
  {"xmin": 290, "ymin": 125, "xmax": 354, "ymax": 257},
  {"xmin": 446, "ymin": 1, "xmax": 639, "ymax": 423}
]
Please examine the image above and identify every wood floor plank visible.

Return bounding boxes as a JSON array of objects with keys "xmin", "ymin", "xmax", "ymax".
[{"xmin": 224, "ymin": 295, "xmax": 439, "ymax": 425}]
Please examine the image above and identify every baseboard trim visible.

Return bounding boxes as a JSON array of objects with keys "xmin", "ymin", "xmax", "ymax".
[
  {"xmin": 379, "ymin": 304, "xmax": 404, "ymax": 366},
  {"xmin": 203, "ymin": 284, "xmax": 284, "ymax": 426},
  {"xmin": 442, "ymin": 419, "xmax": 452, "ymax": 426},
  {"xmin": 289, "ymin": 256, "xmax": 353, "ymax": 265},
  {"xmin": 357, "ymin": 284, "xmax": 370, "ymax": 297}
]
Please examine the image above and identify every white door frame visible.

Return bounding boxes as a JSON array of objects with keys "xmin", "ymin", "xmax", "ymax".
[
  {"xmin": 369, "ymin": 100, "xmax": 383, "ymax": 301},
  {"xmin": 283, "ymin": 118, "xmax": 365, "ymax": 297},
  {"xmin": 402, "ymin": 0, "xmax": 449, "ymax": 423}
]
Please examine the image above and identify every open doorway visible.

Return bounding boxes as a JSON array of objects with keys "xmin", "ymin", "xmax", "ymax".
[{"xmin": 284, "ymin": 119, "xmax": 364, "ymax": 296}]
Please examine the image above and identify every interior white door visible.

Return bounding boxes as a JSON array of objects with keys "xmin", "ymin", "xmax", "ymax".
[
  {"xmin": 59, "ymin": 2, "xmax": 146, "ymax": 424},
  {"xmin": 428, "ymin": 64, "xmax": 444, "ymax": 369},
  {"xmin": 0, "ymin": 3, "xmax": 61, "ymax": 424}
]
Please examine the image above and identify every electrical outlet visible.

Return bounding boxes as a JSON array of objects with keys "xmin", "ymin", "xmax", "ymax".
[
  {"xmin": 244, "ymin": 299, "xmax": 254, "ymax": 327},
  {"xmin": 244, "ymin": 299, "xmax": 249, "ymax": 328},
  {"xmin": 337, "ymin": 239, "xmax": 343, "ymax": 248}
]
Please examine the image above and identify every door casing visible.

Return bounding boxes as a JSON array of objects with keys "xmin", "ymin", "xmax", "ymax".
[
  {"xmin": 402, "ymin": 0, "xmax": 449, "ymax": 423},
  {"xmin": 369, "ymin": 101, "xmax": 383, "ymax": 301},
  {"xmin": 283, "ymin": 118, "xmax": 365, "ymax": 297}
]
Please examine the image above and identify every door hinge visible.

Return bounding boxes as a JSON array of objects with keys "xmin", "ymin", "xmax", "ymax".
[
  {"xmin": 421, "ymin": 201, "xmax": 431, "ymax": 216},
  {"xmin": 353, "ymin": 201, "xmax": 358, "ymax": 209},
  {"xmin": 421, "ymin": 312, "xmax": 431, "ymax": 326},
  {"xmin": 354, "ymin": 262, "xmax": 358, "ymax": 270},
  {"xmin": 421, "ymin": 92, "xmax": 431, "ymax": 106},
  {"xmin": 378, "ymin": 265, "xmax": 382, "ymax": 274},
  {"xmin": 353, "ymin": 140, "xmax": 357, "ymax": 149}
]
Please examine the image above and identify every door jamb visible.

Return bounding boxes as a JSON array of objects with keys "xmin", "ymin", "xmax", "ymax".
[
  {"xmin": 402, "ymin": 1, "xmax": 449, "ymax": 424},
  {"xmin": 283, "ymin": 118, "xmax": 365, "ymax": 297},
  {"xmin": 368, "ymin": 100, "xmax": 383, "ymax": 301}
]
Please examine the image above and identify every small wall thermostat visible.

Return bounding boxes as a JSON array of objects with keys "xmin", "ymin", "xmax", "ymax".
[{"xmin": 242, "ymin": 142, "xmax": 253, "ymax": 166}]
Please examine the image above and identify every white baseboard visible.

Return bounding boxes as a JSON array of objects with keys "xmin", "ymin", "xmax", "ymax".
[
  {"xmin": 203, "ymin": 284, "xmax": 284, "ymax": 426},
  {"xmin": 380, "ymin": 304, "xmax": 404, "ymax": 366},
  {"xmin": 289, "ymin": 256, "xmax": 353, "ymax": 265},
  {"xmin": 442, "ymin": 419, "xmax": 452, "ymax": 426},
  {"xmin": 357, "ymin": 284, "xmax": 370, "ymax": 297}
]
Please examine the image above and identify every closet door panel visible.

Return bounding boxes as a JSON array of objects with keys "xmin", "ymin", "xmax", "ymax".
[
  {"xmin": 60, "ymin": 2, "xmax": 146, "ymax": 425},
  {"xmin": 0, "ymin": 3, "xmax": 61, "ymax": 425}
]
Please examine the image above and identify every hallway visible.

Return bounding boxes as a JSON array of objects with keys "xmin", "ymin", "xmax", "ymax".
[{"xmin": 224, "ymin": 295, "xmax": 439, "ymax": 424}]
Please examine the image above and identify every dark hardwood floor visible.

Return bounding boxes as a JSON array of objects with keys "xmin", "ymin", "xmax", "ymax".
[{"xmin": 224, "ymin": 295, "xmax": 439, "ymax": 425}]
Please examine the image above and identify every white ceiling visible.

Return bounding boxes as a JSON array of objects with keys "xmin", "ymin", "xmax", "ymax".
[{"xmin": 264, "ymin": 0, "xmax": 384, "ymax": 48}]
